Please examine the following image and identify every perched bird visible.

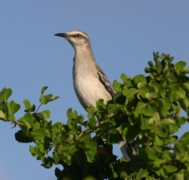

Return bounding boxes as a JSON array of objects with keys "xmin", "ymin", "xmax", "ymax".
[{"xmin": 55, "ymin": 30, "xmax": 132, "ymax": 160}]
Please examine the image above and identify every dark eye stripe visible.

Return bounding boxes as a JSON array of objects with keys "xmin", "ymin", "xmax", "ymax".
[{"xmin": 71, "ymin": 34, "xmax": 81, "ymax": 38}]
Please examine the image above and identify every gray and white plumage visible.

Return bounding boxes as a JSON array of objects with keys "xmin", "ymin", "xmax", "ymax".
[{"xmin": 55, "ymin": 30, "xmax": 132, "ymax": 160}]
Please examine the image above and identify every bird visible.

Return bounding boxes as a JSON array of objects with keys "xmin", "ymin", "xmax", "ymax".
[{"xmin": 54, "ymin": 30, "xmax": 133, "ymax": 160}]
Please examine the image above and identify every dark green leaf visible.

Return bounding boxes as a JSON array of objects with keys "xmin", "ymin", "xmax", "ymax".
[
  {"xmin": 147, "ymin": 146, "xmax": 159, "ymax": 160},
  {"xmin": 107, "ymin": 103, "xmax": 121, "ymax": 114}
]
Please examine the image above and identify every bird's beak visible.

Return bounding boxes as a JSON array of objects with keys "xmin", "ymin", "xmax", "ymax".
[{"xmin": 54, "ymin": 33, "xmax": 68, "ymax": 38}]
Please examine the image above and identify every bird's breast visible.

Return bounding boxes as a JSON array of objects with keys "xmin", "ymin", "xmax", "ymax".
[{"xmin": 73, "ymin": 71, "xmax": 112, "ymax": 109}]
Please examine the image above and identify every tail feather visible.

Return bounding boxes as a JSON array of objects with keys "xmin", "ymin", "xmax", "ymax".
[{"xmin": 118, "ymin": 140, "xmax": 137, "ymax": 160}]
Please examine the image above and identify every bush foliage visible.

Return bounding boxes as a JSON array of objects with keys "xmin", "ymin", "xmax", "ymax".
[{"xmin": 0, "ymin": 52, "xmax": 189, "ymax": 180}]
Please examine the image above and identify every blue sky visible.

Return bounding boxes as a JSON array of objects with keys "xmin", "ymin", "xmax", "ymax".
[{"xmin": 0, "ymin": 1, "xmax": 189, "ymax": 180}]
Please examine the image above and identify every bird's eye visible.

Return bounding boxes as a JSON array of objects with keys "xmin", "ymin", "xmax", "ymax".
[{"xmin": 76, "ymin": 34, "xmax": 81, "ymax": 38}]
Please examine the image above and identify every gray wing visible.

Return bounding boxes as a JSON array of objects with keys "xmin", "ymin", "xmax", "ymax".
[{"xmin": 96, "ymin": 64, "xmax": 114, "ymax": 97}]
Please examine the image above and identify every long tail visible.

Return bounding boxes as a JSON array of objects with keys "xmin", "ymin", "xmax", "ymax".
[{"xmin": 118, "ymin": 140, "xmax": 137, "ymax": 160}]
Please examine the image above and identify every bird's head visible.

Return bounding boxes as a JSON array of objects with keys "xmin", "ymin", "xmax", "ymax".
[{"xmin": 55, "ymin": 30, "xmax": 90, "ymax": 50}]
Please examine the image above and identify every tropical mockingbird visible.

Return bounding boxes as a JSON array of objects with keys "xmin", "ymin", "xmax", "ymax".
[{"xmin": 55, "ymin": 30, "xmax": 134, "ymax": 160}]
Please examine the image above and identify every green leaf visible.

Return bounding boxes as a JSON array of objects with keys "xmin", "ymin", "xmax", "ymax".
[
  {"xmin": 181, "ymin": 68, "xmax": 189, "ymax": 74},
  {"xmin": 179, "ymin": 98, "xmax": 189, "ymax": 110},
  {"xmin": 30, "ymin": 128, "xmax": 45, "ymax": 141},
  {"xmin": 96, "ymin": 99, "xmax": 106, "ymax": 109},
  {"xmin": 120, "ymin": 73, "xmax": 130, "ymax": 82},
  {"xmin": 143, "ymin": 104, "xmax": 156, "ymax": 116},
  {"xmin": 41, "ymin": 86, "xmax": 48, "ymax": 95},
  {"xmin": 135, "ymin": 168, "xmax": 149, "ymax": 179},
  {"xmin": 86, "ymin": 105, "xmax": 96, "ymax": 114},
  {"xmin": 159, "ymin": 119, "xmax": 179, "ymax": 135},
  {"xmin": 67, "ymin": 108, "xmax": 76, "ymax": 119},
  {"xmin": 164, "ymin": 97, "xmax": 171, "ymax": 110},
  {"xmin": 38, "ymin": 110, "xmax": 50, "ymax": 121},
  {"xmin": 37, "ymin": 156, "xmax": 53, "ymax": 168},
  {"xmin": 23, "ymin": 99, "xmax": 31, "ymax": 109},
  {"xmin": 29, "ymin": 146, "xmax": 41, "ymax": 157},
  {"xmin": 121, "ymin": 123, "xmax": 139, "ymax": 139},
  {"xmin": 154, "ymin": 135, "xmax": 164, "ymax": 146},
  {"xmin": 144, "ymin": 67, "xmax": 151, "ymax": 73},
  {"xmin": 20, "ymin": 120, "xmax": 31, "ymax": 131},
  {"xmin": 154, "ymin": 158, "xmax": 165, "ymax": 168},
  {"xmin": 169, "ymin": 84, "xmax": 179, "ymax": 102},
  {"xmin": 59, "ymin": 144, "xmax": 77, "ymax": 165},
  {"xmin": 174, "ymin": 141, "xmax": 187, "ymax": 159},
  {"xmin": 0, "ymin": 110, "xmax": 5, "ymax": 119},
  {"xmin": 175, "ymin": 89, "xmax": 186, "ymax": 100},
  {"xmin": 40, "ymin": 94, "xmax": 53, "ymax": 104},
  {"xmin": 157, "ymin": 124, "xmax": 169, "ymax": 138},
  {"xmin": 147, "ymin": 146, "xmax": 159, "ymax": 160},
  {"xmin": 133, "ymin": 74, "xmax": 147, "ymax": 85},
  {"xmin": 52, "ymin": 122, "xmax": 63, "ymax": 133},
  {"xmin": 135, "ymin": 102, "xmax": 146, "ymax": 115},
  {"xmin": 175, "ymin": 61, "xmax": 186, "ymax": 73},
  {"xmin": 113, "ymin": 80, "xmax": 122, "ymax": 92},
  {"xmin": 78, "ymin": 132, "xmax": 91, "ymax": 142},
  {"xmin": 50, "ymin": 96, "xmax": 60, "ymax": 101},
  {"xmin": 139, "ymin": 87, "xmax": 149, "ymax": 99},
  {"xmin": 8, "ymin": 101, "xmax": 20, "ymax": 122},
  {"xmin": 1, "ymin": 88, "xmax": 12, "ymax": 102},
  {"xmin": 162, "ymin": 150, "xmax": 172, "ymax": 160},
  {"xmin": 172, "ymin": 173, "xmax": 184, "ymax": 180},
  {"xmin": 53, "ymin": 134, "xmax": 62, "ymax": 148},
  {"xmin": 163, "ymin": 164, "xmax": 178, "ymax": 174},
  {"xmin": 84, "ymin": 141, "xmax": 97, "ymax": 162},
  {"xmin": 39, "ymin": 86, "xmax": 59, "ymax": 105},
  {"xmin": 107, "ymin": 103, "xmax": 121, "ymax": 114},
  {"xmin": 179, "ymin": 132, "xmax": 189, "ymax": 144},
  {"xmin": 23, "ymin": 99, "xmax": 35, "ymax": 112},
  {"xmin": 140, "ymin": 116, "xmax": 152, "ymax": 130},
  {"xmin": 122, "ymin": 88, "xmax": 138, "ymax": 98},
  {"xmin": 33, "ymin": 121, "xmax": 40, "ymax": 130},
  {"xmin": 52, "ymin": 152, "xmax": 61, "ymax": 164},
  {"xmin": 9, "ymin": 101, "xmax": 20, "ymax": 114},
  {"xmin": 182, "ymin": 82, "xmax": 189, "ymax": 91},
  {"xmin": 18, "ymin": 113, "xmax": 34, "ymax": 130},
  {"xmin": 171, "ymin": 103, "xmax": 182, "ymax": 115},
  {"xmin": 149, "ymin": 112, "xmax": 160, "ymax": 125},
  {"xmin": 88, "ymin": 116, "xmax": 96, "ymax": 129}
]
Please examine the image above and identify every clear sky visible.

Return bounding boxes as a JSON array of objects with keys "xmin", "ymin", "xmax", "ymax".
[{"xmin": 0, "ymin": 1, "xmax": 189, "ymax": 180}]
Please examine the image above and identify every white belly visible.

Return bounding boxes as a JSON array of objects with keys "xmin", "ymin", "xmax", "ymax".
[{"xmin": 74, "ymin": 75, "xmax": 112, "ymax": 110}]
